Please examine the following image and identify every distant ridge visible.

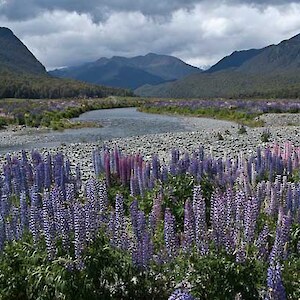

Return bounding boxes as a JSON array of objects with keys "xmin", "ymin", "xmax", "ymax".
[
  {"xmin": 136, "ymin": 32, "xmax": 300, "ymax": 99},
  {"xmin": 0, "ymin": 27, "xmax": 132, "ymax": 99},
  {"xmin": 205, "ymin": 48, "xmax": 264, "ymax": 73},
  {"xmin": 49, "ymin": 53, "xmax": 202, "ymax": 90}
]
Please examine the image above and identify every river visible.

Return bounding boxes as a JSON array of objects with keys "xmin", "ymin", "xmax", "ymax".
[{"xmin": 0, "ymin": 107, "xmax": 235, "ymax": 153}]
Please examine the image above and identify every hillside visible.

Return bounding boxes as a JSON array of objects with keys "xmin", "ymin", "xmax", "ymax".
[
  {"xmin": 50, "ymin": 53, "xmax": 202, "ymax": 89},
  {"xmin": 0, "ymin": 27, "xmax": 132, "ymax": 99},
  {"xmin": 205, "ymin": 48, "xmax": 264, "ymax": 73},
  {"xmin": 0, "ymin": 27, "xmax": 46, "ymax": 75},
  {"xmin": 136, "ymin": 33, "xmax": 300, "ymax": 98}
]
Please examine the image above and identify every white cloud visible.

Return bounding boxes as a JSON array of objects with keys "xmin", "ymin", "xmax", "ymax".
[{"xmin": 1, "ymin": 2, "xmax": 300, "ymax": 69}]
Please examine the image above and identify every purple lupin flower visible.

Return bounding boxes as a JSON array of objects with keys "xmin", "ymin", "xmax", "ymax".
[
  {"xmin": 130, "ymin": 199, "xmax": 139, "ymax": 238},
  {"xmin": 183, "ymin": 198, "xmax": 195, "ymax": 253},
  {"xmin": 98, "ymin": 180, "xmax": 108, "ymax": 217},
  {"xmin": 255, "ymin": 225, "xmax": 270, "ymax": 261},
  {"xmin": 266, "ymin": 261, "xmax": 286, "ymax": 300},
  {"xmin": 152, "ymin": 154, "xmax": 160, "ymax": 180},
  {"xmin": 11, "ymin": 206, "xmax": 20, "ymax": 240},
  {"xmin": 58, "ymin": 202, "xmax": 71, "ymax": 251},
  {"xmin": 168, "ymin": 289, "xmax": 195, "ymax": 300},
  {"xmin": 29, "ymin": 185, "xmax": 41, "ymax": 244},
  {"xmin": 0, "ymin": 188, "xmax": 10, "ymax": 218},
  {"xmin": 132, "ymin": 209, "xmax": 153, "ymax": 268},
  {"xmin": 161, "ymin": 165, "xmax": 169, "ymax": 183},
  {"xmin": 171, "ymin": 148, "xmax": 180, "ymax": 165},
  {"xmin": 164, "ymin": 208, "xmax": 178, "ymax": 258},
  {"xmin": 234, "ymin": 190, "xmax": 246, "ymax": 247},
  {"xmin": 130, "ymin": 173, "xmax": 139, "ymax": 196},
  {"xmin": 5, "ymin": 219, "xmax": 12, "ymax": 242},
  {"xmin": 75, "ymin": 164, "xmax": 82, "ymax": 190},
  {"xmin": 141, "ymin": 229, "xmax": 153, "ymax": 268},
  {"xmin": 269, "ymin": 212, "xmax": 292, "ymax": 262},
  {"xmin": 3, "ymin": 163, "xmax": 12, "ymax": 194},
  {"xmin": 114, "ymin": 146, "xmax": 120, "ymax": 177},
  {"xmin": 108, "ymin": 211, "xmax": 115, "ymax": 246},
  {"xmin": 74, "ymin": 201, "xmax": 86, "ymax": 270},
  {"xmin": 44, "ymin": 154, "xmax": 52, "ymax": 190},
  {"xmin": 114, "ymin": 194, "xmax": 128, "ymax": 250},
  {"xmin": 42, "ymin": 194, "xmax": 56, "ymax": 260},
  {"xmin": 235, "ymin": 240, "xmax": 247, "ymax": 263},
  {"xmin": 104, "ymin": 151, "xmax": 111, "ymax": 187},
  {"xmin": 85, "ymin": 178, "xmax": 98, "ymax": 239},
  {"xmin": 244, "ymin": 196, "xmax": 259, "ymax": 244},
  {"xmin": 50, "ymin": 185, "xmax": 62, "ymax": 233},
  {"xmin": 11, "ymin": 161, "xmax": 21, "ymax": 196},
  {"xmin": 92, "ymin": 148, "xmax": 103, "ymax": 177},
  {"xmin": 211, "ymin": 191, "xmax": 226, "ymax": 249},
  {"xmin": 137, "ymin": 166, "xmax": 144, "ymax": 198},
  {"xmin": 149, "ymin": 194, "xmax": 162, "ymax": 234},
  {"xmin": 0, "ymin": 215, "xmax": 5, "ymax": 252}
]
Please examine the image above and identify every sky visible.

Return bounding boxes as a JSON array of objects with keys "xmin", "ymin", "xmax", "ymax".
[{"xmin": 1, "ymin": 0, "xmax": 300, "ymax": 70}]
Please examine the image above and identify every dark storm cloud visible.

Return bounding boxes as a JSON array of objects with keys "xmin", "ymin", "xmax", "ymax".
[
  {"xmin": 0, "ymin": 0, "xmax": 298, "ymax": 21},
  {"xmin": 0, "ymin": 0, "xmax": 200, "ymax": 21}
]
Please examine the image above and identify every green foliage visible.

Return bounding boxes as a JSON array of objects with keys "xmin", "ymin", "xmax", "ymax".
[
  {"xmin": 282, "ymin": 257, "xmax": 300, "ymax": 300},
  {"xmin": 260, "ymin": 128, "xmax": 272, "ymax": 142},
  {"xmin": 136, "ymin": 68, "xmax": 300, "ymax": 99},
  {"xmin": 139, "ymin": 105, "xmax": 264, "ymax": 127},
  {"xmin": 187, "ymin": 252, "xmax": 266, "ymax": 300},
  {"xmin": 0, "ymin": 70, "xmax": 133, "ymax": 99},
  {"xmin": 217, "ymin": 132, "xmax": 224, "ymax": 140},
  {"xmin": 237, "ymin": 125, "xmax": 247, "ymax": 134},
  {"xmin": 0, "ymin": 97, "xmax": 143, "ymax": 129},
  {"xmin": 0, "ymin": 236, "xmax": 72, "ymax": 300}
]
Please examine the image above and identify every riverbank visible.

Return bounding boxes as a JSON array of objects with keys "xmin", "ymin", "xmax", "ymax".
[{"xmin": 1, "ymin": 113, "xmax": 300, "ymax": 181}]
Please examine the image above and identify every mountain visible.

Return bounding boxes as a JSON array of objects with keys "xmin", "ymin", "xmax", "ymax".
[
  {"xmin": 0, "ymin": 27, "xmax": 46, "ymax": 75},
  {"xmin": 49, "ymin": 53, "xmax": 202, "ymax": 89},
  {"xmin": 136, "ymin": 33, "xmax": 300, "ymax": 98},
  {"xmin": 205, "ymin": 48, "xmax": 264, "ymax": 73},
  {"xmin": 0, "ymin": 27, "xmax": 132, "ymax": 99}
]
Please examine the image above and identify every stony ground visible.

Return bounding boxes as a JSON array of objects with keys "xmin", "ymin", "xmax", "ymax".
[{"xmin": 1, "ymin": 113, "xmax": 300, "ymax": 179}]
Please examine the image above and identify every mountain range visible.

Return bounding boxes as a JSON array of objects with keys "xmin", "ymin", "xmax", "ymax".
[
  {"xmin": 1, "ymin": 26, "xmax": 300, "ymax": 99},
  {"xmin": 136, "ymin": 33, "xmax": 300, "ymax": 98},
  {"xmin": 0, "ymin": 27, "xmax": 132, "ymax": 99},
  {"xmin": 49, "ymin": 53, "xmax": 202, "ymax": 90}
]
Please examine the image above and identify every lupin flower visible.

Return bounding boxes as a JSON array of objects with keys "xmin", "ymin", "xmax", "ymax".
[
  {"xmin": 183, "ymin": 198, "xmax": 195, "ymax": 253},
  {"xmin": 168, "ymin": 289, "xmax": 195, "ymax": 300},
  {"xmin": 244, "ymin": 197, "xmax": 259, "ymax": 244},
  {"xmin": 152, "ymin": 154, "xmax": 160, "ymax": 180},
  {"xmin": 130, "ymin": 199, "xmax": 139, "ymax": 238},
  {"xmin": 269, "ymin": 213, "xmax": 292, "ymax": 262},
  {"xmin": 132, "ymin": 209, "xmax": 153, "ymax": 268},
  {"xmin": 255, "ymin": 225, "xmax": 269, "ymax": 261},
  {"xmin": 74, "ymin": 202, "xmax": 86, "ymax": 270},
  {"xmin": 149, "ymin": 194, "xmax": 162, "ymax": 234},
  {"xmin": 42, "ymin": 197, "xmax": 56, "ymax": 260},
  {"xmin": 211, "ymin": 191, "xmax": 226, "ymax": 249},
  {"xmin": 0, "ymin": 215, "xmax": 5, "ymax": 252},
  {"xmin": 97, "ymin": 180, "xmax": 108, "ymax": 216},
  {"xmin": 114, "ymin": 194, "xmax": 128, "ymax": 250},
  {"xmin": 266, "ymin": 261, "xmax": 286, "ymax": 300},
  {"xmin": 164, "ymin": 208, "xmax": 178, "ymax": 258}
]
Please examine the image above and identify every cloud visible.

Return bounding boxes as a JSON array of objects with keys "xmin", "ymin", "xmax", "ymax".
[
  {"xmin": 1, "ymin": 1, "xmax": 300, "ymax": 69},
  {"xmin": 0, "ymin": 0, "xmax": 299, "ymax": 21}
]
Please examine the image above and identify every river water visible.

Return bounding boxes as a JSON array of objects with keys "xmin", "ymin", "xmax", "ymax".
[{"xmin": 0, "ymin": 107, "xmax": 235, "ymax": 153}]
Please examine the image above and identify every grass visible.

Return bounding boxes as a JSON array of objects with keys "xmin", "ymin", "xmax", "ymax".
[{"xmin": 139, "ymin": 105, "xmax": 265, "ymax": 127}]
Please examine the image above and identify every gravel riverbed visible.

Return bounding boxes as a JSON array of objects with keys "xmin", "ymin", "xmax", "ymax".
[{"xmin": 1, "ymin": 113, "xmax": 300, "ymax": 179}]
